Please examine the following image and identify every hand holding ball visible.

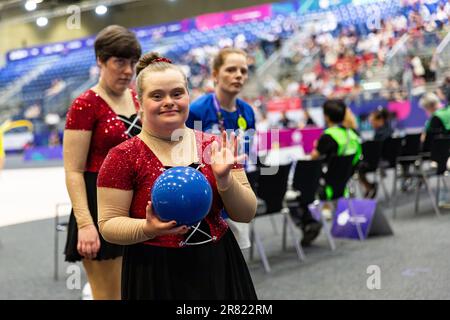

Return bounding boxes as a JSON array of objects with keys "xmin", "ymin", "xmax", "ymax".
[{"xmin": 151, "ymin": 167, "xmax": 213, "ymax": 226}]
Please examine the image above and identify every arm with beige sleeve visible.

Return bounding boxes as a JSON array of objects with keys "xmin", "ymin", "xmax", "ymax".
[
  {"xmin": 97, "ymin": 169, "xmax": 256, "ymax": 245},
  {"xmin": 63, "ymin": 130, "xmax": 95, "ymax": 228},
  {"xmin": 97, "ymin": 188, "xmax": 152, "ymax": 245},
  {"xmin": 217, "ymin": 168, "xmax": 257, "ymax": 223}
]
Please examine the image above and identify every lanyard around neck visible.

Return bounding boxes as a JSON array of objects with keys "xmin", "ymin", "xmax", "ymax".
[{"xmin": 212, "ymin": 94, "xmax": 247, "ymax": 131}]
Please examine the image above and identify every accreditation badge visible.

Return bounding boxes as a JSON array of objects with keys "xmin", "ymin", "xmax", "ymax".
[{"xmin": 237, "ymin": 115, "xmax": 248, "ymax": 131}]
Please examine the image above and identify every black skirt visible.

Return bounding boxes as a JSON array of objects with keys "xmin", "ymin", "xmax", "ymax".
[
  {"xmin": 64, "ymin": 172, "xmax": 123, "ymax": 262},
  {"xmin": 121, "ymin": 227, "xmax": 257, "ymax": 300}
]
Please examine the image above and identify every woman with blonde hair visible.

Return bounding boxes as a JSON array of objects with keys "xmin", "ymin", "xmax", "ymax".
[{"xmin": 186, "ymin": 47, "xmax": 256, "ymax": 250}]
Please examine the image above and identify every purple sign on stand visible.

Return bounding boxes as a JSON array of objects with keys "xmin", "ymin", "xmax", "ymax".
[
  {"xmin": 331, "ymin": 198, "xmax": 377, "ymax": 240},
  {"xmin": 308, "ymin": 198, "xmax": 377, "ymax": 240}
]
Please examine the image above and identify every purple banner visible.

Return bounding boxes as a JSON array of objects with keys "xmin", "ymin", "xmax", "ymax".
[{"xmin": 7, "ymin": 21, "xmax": 190, "ymax": 62}]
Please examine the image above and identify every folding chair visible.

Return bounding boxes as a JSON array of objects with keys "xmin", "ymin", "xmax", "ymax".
[
  {"xmin": 250, "ymin": 163, "xmax": 305, "ymax": 273},
  {"xmin": 285, "ymin": 157, "xmax": 336, "ymax": 250},
  {"xmin": 358, "ymin": 140, "xmax": 384, "ymax": 198},
  {"xmin": 379, "ymin": 137, "xmax": 403, "ymax": 202},
  {"xmin": 247, "ymin": 168, "xmax": 278, "ymax": 236},
  {"xmin": 392, "ymin": 133, "xmax": 422, "ymax": 218},
  {"xmin": 410, "ymin": 136, "xmax": 450, "ymax": 217},
  {"xmin": 315, "ymin": 154, "xmax": 365, "ymax": 241}
]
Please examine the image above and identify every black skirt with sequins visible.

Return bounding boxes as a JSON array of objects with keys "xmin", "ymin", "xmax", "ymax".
[
  {"xmin": 121, "ymin": 224, "xmax": 257, "ymax": 300},
  {"xmin": 64, "ymin": 172, "xmax": 123, "ymax": 262}
]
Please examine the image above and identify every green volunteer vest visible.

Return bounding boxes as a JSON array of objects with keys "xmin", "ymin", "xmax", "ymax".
[
  {"xmin": 434, "ymin": 107, "xmax": 450, "ymax": 131},
  {"xmin": 323, "ymin": 126, "xmax": 362, "ymax": 200},
  {"xmin": 324, "ymin": 126, "xmax": 362, "ymax": 165}
]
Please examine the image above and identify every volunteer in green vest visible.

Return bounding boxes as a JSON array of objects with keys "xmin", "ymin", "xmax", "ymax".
[
  {"xmin": 420, "ymin": 92, "xmax": 450, "ymax": 153},
  {"xmin": 289, "ymin": 99, "xmax": 361, "ymax": 247},
  {"xmin": 311, "ymin": 100, "xmax": 361, "ymax": 161},
  {"xmin": 311, "ymin": 99, "xmax": 362, "ymax": 200}
]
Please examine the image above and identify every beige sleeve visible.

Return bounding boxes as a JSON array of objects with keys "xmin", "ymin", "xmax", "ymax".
[
  {"xmin": 217, "ymin": 168, "xmax": 257, "ymax": 223},
  {"xmin": 97, "ymin": 187, "xmax": 151, "ymax": 245},
  {"xmin": 63, "ymin": 130, "xmax": 94, "ymax": 228}
]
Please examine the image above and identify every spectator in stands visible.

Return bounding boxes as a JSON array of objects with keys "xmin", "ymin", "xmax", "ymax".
[
  {"xmin": 420, "ymin": 92, "xmax": 450, "ymax": 153},
  {"xmin": 255, "ymin": 110, "xmax": 271, "ymax": 132},
  {"xmin": 276, "ymin": 110, "xmax": 296, "ymax": 129},
  {"xmin": 437, "ymin": 73, "xmax": 450, "ymax": 105},
  {"xmin": 45, "ymin": 78, "xmax": 67, "ymax": 97},
  {"xmin": 63, "ymin": 25, "xmax": 142, "ymax": 300},
  {"xmin": 403, "ymin": 54, "xmax": 415, "ymax": 94},
  {"xmin": 342, "ymin": 106, "xmax": 359, "ymax": 131},
  {"xmin": 358, "ymin": 107, "xmax": 393, "ymax": 198},
  {"xmin": 299, "ymin": 108, "xmax": 317, "ymax": 129}
]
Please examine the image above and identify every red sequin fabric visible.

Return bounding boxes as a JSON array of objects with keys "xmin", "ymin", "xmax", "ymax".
[
  {"xmin": 65, "ymin": 89, "xmax": 140, "ymax": 172},
  {"xmin": 98, "ymin": 131, "xmax": 241, "ymax": 248}
]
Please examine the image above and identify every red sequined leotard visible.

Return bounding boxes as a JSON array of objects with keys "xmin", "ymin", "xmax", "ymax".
[
  {"xmin": 97, "ymin": 131, "xmax": 234, "ymax": 248},
  {"xmin": 65, "ymin": 89, "xmax": 140, "ymax": 172}
]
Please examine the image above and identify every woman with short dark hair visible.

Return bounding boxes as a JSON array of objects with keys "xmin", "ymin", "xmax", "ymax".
[{"xmin": 63, "ymin": 25, "xmax": 142, "ymax": 299}]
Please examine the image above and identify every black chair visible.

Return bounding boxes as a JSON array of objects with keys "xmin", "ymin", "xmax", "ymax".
[
  {"xmin": 361, "ymin": 140, "xmax": 383, "ymax": 172},
  {"xmin": 400, "ymin": 133, "xmax": 422, "ymax": 158},
  {"xmin": 256, "ymin": 163, "xmax": 291, "ymax": 214},
  {"xmin": 396, "ymin": 133, "xmax": 422, "ymax": 178},
  {"xmin": 357, "ymin": 140, "xmax": 384, "ymax": 198},
  {"xmin": 381, "ymin": 137, "xmax": 403, "ymax": 168},
  {"xmin": 392, "ymin": 133, "xmax": 423, "ymax": 218},
  {"xmin": 285, "ymin": 157, "xmax": 336, "ymax": 250},
  {"xmin": 409, "ymin": 136, "xmax": 450, "ymax": 217},
  {"xmin": 317, "ymin": 154, "xmax": 366, "ymax": 240},
  {"xmin": 292, "ymin": 158, "xmax": 324, "ymax": 205},
  {"xmin": 379, "ymin": 137, "xmax": 403, "ymax": 202},
  {"xmin": 249, "ymin": 163, "xmax": 305, "ymax": 273},
  {"xmin": 322, "ymin": 154, "xmax": 355, "ymax": 200}
]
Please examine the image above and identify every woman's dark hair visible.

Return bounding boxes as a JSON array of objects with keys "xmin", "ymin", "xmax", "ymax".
[
  {"xmin": 372, "ymin": 107, "xmax": 390, "ymax": 121},
  {"xmin": 322, "ymin": 99, "xmax": 346, "ymax": 124},
  {"xmin": 94, "ymin": 25, "xmax": 141, "ymax": 63}
]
